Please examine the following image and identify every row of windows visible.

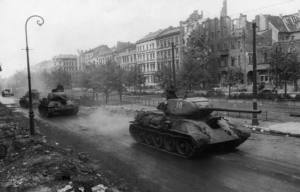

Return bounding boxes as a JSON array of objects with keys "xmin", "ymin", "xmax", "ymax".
[
  {"xmin": 211, "ymin": 40, "xmax": 243, "ymax": 52},
  {"xmin": 137, "ymin": 43, "xmax": 155, "ymax": 52},
  {"xmin": 157, "ymin": 49, "xmax": 179, "ymax": 59},
  {"xmin": 137, "ymin": 53, "xmax": 155, "ymax": 62},
  {"xmin": 157, "ymin": 36, "xmax": 179, "ymax": 48},
  {"xmin": 121, "ymin": 55, "xmax": 136, "ymax": 64}
]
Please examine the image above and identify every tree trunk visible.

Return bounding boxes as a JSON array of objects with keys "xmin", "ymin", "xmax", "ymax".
[{"xmin": 229, "ymin": 85, "xmax": 231, "ymax": 98}]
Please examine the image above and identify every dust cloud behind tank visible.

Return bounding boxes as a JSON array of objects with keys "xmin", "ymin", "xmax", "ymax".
[
  {"xmin": 38, "ymin": 85, "xmax": 79, "ymax": 117},
  {"xmin": 19, "ymin": 89, "xmax": 40, "ymax": 108},
  {"xmin": 129, "ymin": 97, "xmax": 261, "ymax": 158}
]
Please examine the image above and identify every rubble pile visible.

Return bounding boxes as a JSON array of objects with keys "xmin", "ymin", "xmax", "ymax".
[{"xmin": 0, "ymin": 103, "xmax": 126, "ymax": 192}]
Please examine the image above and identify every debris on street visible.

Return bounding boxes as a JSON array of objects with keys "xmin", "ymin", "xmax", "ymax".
[{"xmin": 0, "ymin": 102, "xmax": 125, "ymax": 192}]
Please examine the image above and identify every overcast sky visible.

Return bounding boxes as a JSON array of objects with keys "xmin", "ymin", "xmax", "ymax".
[{"xmin": 0, "ymin": 0, "xmax": 299, "ymax": 78}]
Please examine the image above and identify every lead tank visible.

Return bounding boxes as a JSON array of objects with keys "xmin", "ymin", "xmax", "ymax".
[
  {"xmin": 38, "ymin": 85, "xmax": 79, "ymax": 117},
  {"xmin": 19, "ymin": 89, "xmax": 40, "ymax": 108},
  {"xmin": 129, "ymin": 97, "xmax": 261, "ymax": 158}
]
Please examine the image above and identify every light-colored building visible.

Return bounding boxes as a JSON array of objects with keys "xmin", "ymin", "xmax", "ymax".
[
  {"xmin": 117, "ymin": 44, "xmax": 137, "ymax": 70},
  {"xmin": 156, "ymin": 26, "xmax": 180, "ymax": 71},
  {"xmin": 136, "ymin": 29, "xmax": 166, "ymax": 86},
  {"xmin": 31, "ymin": 60, "xmax": 54, "ymax": 73},
  {"xmin": 52, "ymin": 54, "xmax": 78, "ymax": 76}
]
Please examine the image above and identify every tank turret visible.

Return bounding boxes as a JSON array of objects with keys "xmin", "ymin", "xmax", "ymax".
[
  {"xmin": 129, "ymin": 96, "xmax": 261, "ymax": 158},
  {"xmin": 38, "ymin": 85, "xmax": 79, "ymax": 117},
  {"xmin": 164, "ymin": 97, "xmax": 261, "ymax": 117}
]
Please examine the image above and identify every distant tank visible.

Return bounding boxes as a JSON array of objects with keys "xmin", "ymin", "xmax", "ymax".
[
  {"xmin": 38, "ymin": 85, "xmax": 79, "ymax": 117},
  {"xmin": 1, "ymin": 89, "xmax": 14, "ymax": 97},
  {"xmin": 19, "ymin": 89, "xmax": 40, "ymax": 108},
  {"xmin": 129, "ymin": 97, "xmax": 261, "ymax": 158}
]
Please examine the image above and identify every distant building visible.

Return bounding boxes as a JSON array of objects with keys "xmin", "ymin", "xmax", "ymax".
[
  {"xmin": 52, "ymin": 54, "xmax": 78, "ymax": 76},
  {"xmin": 136, "ymin": 28, "xmax": 166, "ymax": 86},
  {"xmin": 156, "ymin": 26, "xmax": 180, "ymax": 71},
  {"xmin": 117, "ymin": 44, "xmax": 137, "ymax": 70},
  {"xmin": 31, "ymin": 60, "xmax": 54, "ymax": 73}
]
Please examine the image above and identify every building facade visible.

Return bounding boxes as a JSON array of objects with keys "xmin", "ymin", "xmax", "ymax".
[
  {"xmin": 31, "ymin": 60, "xmax": 54, "ymax": 73},
  {"xmin": 117, "ymin": 44, "xmax": 137, "ymax": 70},
  {"xmin": 156, "ymin": 26, "xmax": 180, "ymax": 72},
  {"xmin": 52, "ymin": 54, "xmax": 78, "ymax": 76},
  {"xmin": 136, "ymin": 29, "xmax": 164, "ymax": 86}
]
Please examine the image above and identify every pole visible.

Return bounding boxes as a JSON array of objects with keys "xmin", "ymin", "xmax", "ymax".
[
  {"xmin": 275, "ymin": 47, "xmax": 278, "ymax": 89},
  {"xmin": 25, "ymin": 15, "xmax": 44, "ymax": 135},
  {"xmin": 252, "ymin": 23, "xmax": 259, "ymax": 125},
  {"xmin": 171, "ymin": 42, "xmax": 176, "ymax": 88}
]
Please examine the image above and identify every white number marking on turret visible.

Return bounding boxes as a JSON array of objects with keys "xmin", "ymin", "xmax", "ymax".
[{"xmin": 176, "ymin": 102, "xmax": 183, "ymax": 109}]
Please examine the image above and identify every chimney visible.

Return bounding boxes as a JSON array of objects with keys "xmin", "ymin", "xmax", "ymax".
[{"xmin": 279, "ymin": 14, "xmax": 282, "ymax": 19}]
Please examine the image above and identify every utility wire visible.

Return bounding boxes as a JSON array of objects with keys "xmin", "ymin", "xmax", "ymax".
[
  {"xmin": 65, "ymin": 0, "xmax": 298, "ymax": 50},
  {"xmin": 228, "ymin": 0, "xmax": 296, "ymax": 17}
]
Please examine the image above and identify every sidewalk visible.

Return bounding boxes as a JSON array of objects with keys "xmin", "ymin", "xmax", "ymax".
[{"xmin": 119, "ymin": 103, "xmax": 300, "ymax": 137}]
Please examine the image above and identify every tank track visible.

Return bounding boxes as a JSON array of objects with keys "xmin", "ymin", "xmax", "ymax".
[
  {"xmin": 129, "ymin": 124, "xmax": 204, "ymax": 158},
  {"xmin": 38, "ymin": 106, "xmax": 53, "ymax": 118}
]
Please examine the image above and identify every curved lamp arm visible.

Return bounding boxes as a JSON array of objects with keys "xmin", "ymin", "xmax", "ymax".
[{"xmin": 25, "ymin": 15, "xmax": 44, "ymax": 48}]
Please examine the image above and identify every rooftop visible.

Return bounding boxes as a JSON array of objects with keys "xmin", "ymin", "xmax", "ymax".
[
  {"xmin": 136, "ymin": 28, "xmax": 166, "ymax": 44},
  {"xmin": 156, "ymin": 27, "xmax": 180, "ymax": 39},
  {"xmin": 53, "ymin": 54, "xmax": 77, "ymax": 59}
]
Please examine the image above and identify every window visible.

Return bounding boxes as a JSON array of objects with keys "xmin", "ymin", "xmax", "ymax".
[
  {"xmin": 231, "ymin": 57, "xmax": 235, "ymax": 66},
  {"xmin": 238, "ymin": 55, "xmax": 241, "ymax": 66},
  {"xmin": 211, "ymin": 32, "xmax": 214, "ymax": 40},
  {"xmin": 157, "ymin": 42, "xmax": 159, "ymax": 47},
  {"xmin": 238, "ymin": 40, "xmax": 241, "ymax": 49},
  {"xmin": 248, "ymin": 53, "xmax": 253, "ymax": 65},
  {"xmin": 291, "ymin": 36, "xmax": 295, "ymax": 40},
  {"xmin": 232, "ymin": 20, "xmax": 237, "ymax": 30},
  {"xmin": 231, "ymin": 42, "xmax": 235, "ymax": 49}
]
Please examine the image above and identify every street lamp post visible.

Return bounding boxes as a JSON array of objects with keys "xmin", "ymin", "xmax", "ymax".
[
  {"xmin": 0, "ymin": 63, "xmax": 2, "ymax": 72},
  {"xmin": 252, "ymin": 23, "xmax": 259, "ymax": 126},
  {"xmin": 25, "ymin": 15, "xmax": 44, "ymax": 135}
]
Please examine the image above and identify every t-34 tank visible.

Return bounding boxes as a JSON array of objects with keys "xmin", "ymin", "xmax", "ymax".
[
  {"xmin": 129, "ymin": 97, "xmax": 261, "ymax": 158},
  {"xmin": 19, "ymin": 89, "xmax": 40, "ymax": 108},
  {"xmin": 38, "ymin": 85, "xmax": 79, "ymax": 117}
]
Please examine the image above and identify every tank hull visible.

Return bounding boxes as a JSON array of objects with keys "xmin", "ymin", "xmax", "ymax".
[
  {"xmin": 129, "ymin": 111, "xmax": 250, "ymax": 158},
  {"xmin": 38, "ymin": 104, "xmax": 79, "ymax": 117}
]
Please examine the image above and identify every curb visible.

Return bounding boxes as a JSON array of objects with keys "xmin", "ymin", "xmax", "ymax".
[{"xmin": 244, "ymin": 125, "xmax": 300, "ymax": 138}]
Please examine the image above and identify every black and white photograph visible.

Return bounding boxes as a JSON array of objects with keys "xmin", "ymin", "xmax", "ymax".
[{"xmin": 1, "ymin": 0, "xmax": 300, "ymax": 191}]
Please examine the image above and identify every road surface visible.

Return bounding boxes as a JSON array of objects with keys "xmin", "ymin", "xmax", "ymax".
[{"xmin": 1, "ymin": 96, "xmax": 300, "ymax": 192}]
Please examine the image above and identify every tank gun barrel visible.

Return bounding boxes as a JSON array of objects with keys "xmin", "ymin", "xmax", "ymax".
[{"xmin": 201, "ymin": 108, "xmax": 261, "ymax": 114}]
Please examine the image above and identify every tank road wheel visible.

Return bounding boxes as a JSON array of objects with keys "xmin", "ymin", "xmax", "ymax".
[
  {"xmin": 176, "ymin": 138, "xmax": 193, "ymax": 157},
  {"xmin": 164, "ymin": 135, "xmax": 176, "ymax": 152},
  {"xmin": 153, "ymin": 133, "xmax": 164, "ymax": 148},
  {"xmin": 144, "ymin": 131, "xmax": 153, "ymax": 145},
  {"xmin": 136, "ymin": 129, "xmax": 145, "ymax": 143}
]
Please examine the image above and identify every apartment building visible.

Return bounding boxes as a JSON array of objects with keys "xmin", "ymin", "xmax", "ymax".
[
  {"xmin": 52, "ymin": 54, "xmax": 78, "ymax": 76},
  {"xmin": 156, "ymin": 26, "xmax": 180, "ymax": 71},
  {"xmin": 136, "ymin": 29, "xmax": 165, "ymax": 86}
]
